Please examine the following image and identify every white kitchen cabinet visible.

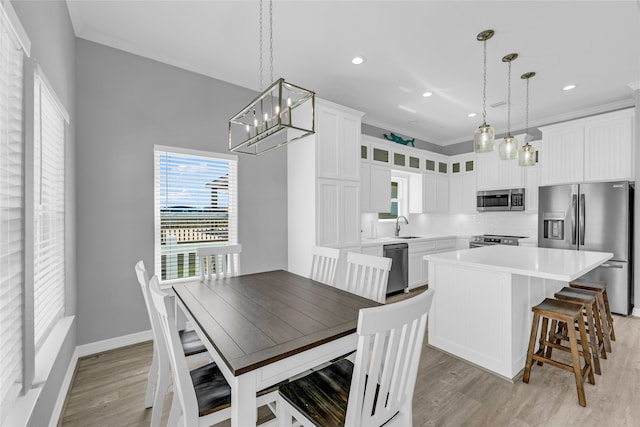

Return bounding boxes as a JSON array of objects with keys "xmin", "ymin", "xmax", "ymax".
[
  {"xmin": 316, "ymin": 101, "xmax": 361, "ymax": 181},
  {"xmin": 361, "ymin": 244, "xmax": 383, "ymax": 257},
  {"xmin": 523, "ymin": 140, "xmax": 541, "ymax": 212},
  {"xmin": 287, "ymin": 99, "xmax": 363, "ymax": 278},
  {"xmin": 449, "ymin": 154, "xmax": 476, "ymax": 213},
  {"xmin": 476, "ymin": 137, "xmax": 524, "ymax": 190},
  {"xmin": 360, "ymin": 163, "xmax": 391, "ymax": 213},
  {"xmin": 539, "ymin": 108, "xmax": 634, "ymax": 185},
  {"xmin": 408, "ymin": 238, "xmax": 456, "ymax": 289},
  {"xmin": 317, "ymin": 179, "xmax": 360, "ymax": 247},
  {"xmin": 420, "ymin": 173, "xmax": 448, "ymax": 214}
]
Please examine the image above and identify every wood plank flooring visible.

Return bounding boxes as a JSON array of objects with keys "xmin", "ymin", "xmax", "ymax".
[{"xmin": 59, "ymin": 290, "xmax": 640, "ymax": 426}]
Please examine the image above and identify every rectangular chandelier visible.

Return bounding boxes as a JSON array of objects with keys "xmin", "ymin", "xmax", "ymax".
[{"xmin": 229, "ymin": 78, "xmax": 315, "ymax": 155}]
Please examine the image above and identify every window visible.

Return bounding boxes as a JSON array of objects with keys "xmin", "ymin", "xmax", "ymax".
[
  {"xmin": 0, "ymin": 20, "xmax": 25, "ymax": 422},
  {"xmin": 0, "ymin": 3, "xmax": 29, "ymax": 423},
  {"xmin": 33, "ymin": 72, "xmax": 67, "ymax": 352},
  {"xmin": 378, "ymin": 175, "xmax": 408, "ymax": 220},
  {"xmin": 154, "ymin": 147, "xmax": 238, "ymax": 281}
]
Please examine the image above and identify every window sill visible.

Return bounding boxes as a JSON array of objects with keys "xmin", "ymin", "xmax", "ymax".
[
  {"xmin": 34, "ymin": 316, "xmax": 75, "ymax": 386},
  {"xmin": 4, "ymin": 387, "xmax": 42, "ymax": 427}
]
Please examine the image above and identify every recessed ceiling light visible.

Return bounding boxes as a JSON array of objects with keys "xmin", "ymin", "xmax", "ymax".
[
  {"xmin": 467, "ymin": 113, "xmax": 477, "ymax": 118},
  {"xmin": 563, "ymin": 84, "xmax": 577, "ymax": 91},
  {"xmin": 422, "ymin": 91, "xmax": 433, "ymax": 97},
  {"xmin": 398, "ymin": 105, "xmax": 416, "ymax": 114},
  {"xmin": 352, "ymin": 55, "xmax": 366, "ymax": 65}
]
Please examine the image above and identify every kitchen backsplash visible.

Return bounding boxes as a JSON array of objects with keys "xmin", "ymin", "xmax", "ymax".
[{"xmin": 362, "ymin": 212, "xmax": 538, "ymax": 239}]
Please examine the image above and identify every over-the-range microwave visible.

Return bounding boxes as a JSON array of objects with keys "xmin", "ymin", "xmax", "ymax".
[{"xmin": 477, "ymin": 188, "xmax": 525, "ymax": 212}]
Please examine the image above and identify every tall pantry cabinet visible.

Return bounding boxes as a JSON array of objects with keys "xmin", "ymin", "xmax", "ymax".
[{"xmin": 288, "ymin": 99, "xmax": 364, "ymax": 277}]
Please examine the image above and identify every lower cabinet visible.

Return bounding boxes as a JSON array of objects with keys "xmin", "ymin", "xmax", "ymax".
[{"xmin": 408, "ymin": 238, "xmax": 456, "ymax": 289}]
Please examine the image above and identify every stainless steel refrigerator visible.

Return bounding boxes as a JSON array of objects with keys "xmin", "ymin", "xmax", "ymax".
[{"xmin": 538, "ymin": 181, "xmax": 634, "ymax": 315}]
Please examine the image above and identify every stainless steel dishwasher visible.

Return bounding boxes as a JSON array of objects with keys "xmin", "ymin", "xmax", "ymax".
[{"xmin": 383, "ymin": 243, "xmax": 408, "ymax": 295}]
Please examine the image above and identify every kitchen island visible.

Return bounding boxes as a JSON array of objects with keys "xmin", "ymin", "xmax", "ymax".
[{"xmin": 424, "ymin": 245, "xmax": 612, "ymax": 380}]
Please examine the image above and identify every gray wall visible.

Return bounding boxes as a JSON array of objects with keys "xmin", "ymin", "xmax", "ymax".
[
  {"xmin": 75, "ymin": 39, "xmax": 288, "ymax": 345},
  {"xmin": 11, "ymin": 1, "xmax": 77, "ymax": 426}
]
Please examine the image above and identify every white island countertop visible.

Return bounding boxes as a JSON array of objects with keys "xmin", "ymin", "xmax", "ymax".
[
  {"xmin": 425, "ymin": 245, "xmax": 612, "ymax": 282},
  {"xmin": 361, "ymin": 234, "xmax": 457, "ymax": 247}
]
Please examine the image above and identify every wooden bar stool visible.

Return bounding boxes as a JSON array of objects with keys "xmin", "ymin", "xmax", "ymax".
[
  {"xmin": 523, "ymin": 298, "xmax": 595, "ymax": 407},
  {"xmin": 553, "ymin": 287, "xmax": 607, "ymax": 375},
  {"xmin": 570, "ymin": 278, "xmax": 615, "ymax": 351}
]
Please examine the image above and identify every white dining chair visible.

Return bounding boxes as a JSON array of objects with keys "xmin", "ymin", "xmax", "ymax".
[
  {"xmin": 134, "ymin": 261, "xmax": 209, "ymax": 427},
  {"xmin": 277, "ymin": 288, "xmax": 435, "ymax": 426},
  {"xmin": 310, "ymin": 246, "xmax": 340, "ymax": 286},
  {"xmin": 342, "ymin": 252, "xmax": 392, "ymax": 304},
  {"xmin": 148, "ymin": 275, "xmax": 279, "ymax": 427},
  {"xmin": 197, "ymin": 244, "xmax": 242, "ymax": 281}
]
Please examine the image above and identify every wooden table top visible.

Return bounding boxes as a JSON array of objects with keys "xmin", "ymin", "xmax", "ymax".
[{"xmin": 173, "ymin": 269, "xmax": 379, "ymax": 376}]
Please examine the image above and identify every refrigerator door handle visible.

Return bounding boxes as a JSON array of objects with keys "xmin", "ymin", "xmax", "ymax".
[
  {"xmin": 571, "ymin": 194, "xmax": 577, "ymax": 244},
  {"xmin": 600, "ymin": 263, "xmax": 623, "ymax": 269},
  {"xmin": 579, "ymin": 194, "xmax": 585, "ymax": 245}
]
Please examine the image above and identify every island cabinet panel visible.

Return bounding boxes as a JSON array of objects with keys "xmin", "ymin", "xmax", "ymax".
[{"xmin": 427, "ymin": 262, "xmax": 565, "ymax": 379}]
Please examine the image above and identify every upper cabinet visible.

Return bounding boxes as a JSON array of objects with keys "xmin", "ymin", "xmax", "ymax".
[
  {"xmin": 539, "ymin": 109, "xmax": 634, "ymax": 185},
  {"xmin": 475, "ymin": 135, "xmax": 526, "ymax": 190},
  {"xmin": 316, "ymin": 101, "xmax": 362, "ymax": 181},
  {"xmin": 449, "ymin": 154, "xmax": 476, "ymax": 213}
]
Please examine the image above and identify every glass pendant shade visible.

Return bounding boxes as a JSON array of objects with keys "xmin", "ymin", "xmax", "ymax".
[
  {"xmin": 499, "ymin": 135, "xmax": 519, "ymax": 160},
  {"xmin": 518, "ymin": 142, "xmax": 537, "ymax": 166},
  {"xmin": 474, "ymin": 123, "xmax": 495, "ymax": 153}
]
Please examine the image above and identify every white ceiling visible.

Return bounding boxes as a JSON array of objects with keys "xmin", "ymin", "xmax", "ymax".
[{"xmin": 66, "ymin": 0, "xmax": 640, "ymax": 146}]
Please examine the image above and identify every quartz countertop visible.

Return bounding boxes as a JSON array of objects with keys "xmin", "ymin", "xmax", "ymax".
[
  {"xmin": 361, "ymin": 234, "xmax": 457, "ymax": 247},
  {"xmin": 424, "ymin": 245, "xmax": 612, "ymax": 282}
]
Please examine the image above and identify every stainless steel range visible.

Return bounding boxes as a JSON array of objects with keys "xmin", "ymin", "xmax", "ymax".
[{"xmin": 469, "ymin": 234, "xmax": 526, "ymax": 248}]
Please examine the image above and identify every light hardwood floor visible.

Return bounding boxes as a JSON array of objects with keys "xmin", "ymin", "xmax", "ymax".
[{"xmin": 59, "ymin": 292, "xmax": 640, "ymax": 426}]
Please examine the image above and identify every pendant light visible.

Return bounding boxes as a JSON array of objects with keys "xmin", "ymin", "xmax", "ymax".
[
  {"xmin": 499, "ymin": 53, "xmax": 519, "ymax": 160},
  {"xmin": 229, "ymin": 0, "xmax": 315, "ymax": 155},
  {"xmin": 474, "ymin": 29, "xmax": 495, "ymax": 153},
  {"xmin": 518, "ymin": 72, "xmax": 537, "ymax": 166}
]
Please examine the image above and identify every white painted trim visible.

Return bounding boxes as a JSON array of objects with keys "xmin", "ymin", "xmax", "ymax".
[
  {"xmin": 76, "ymin": 329, "xmax": 153, "ymax": 358},
  {"xmin": 48, "ymin": 347, "xmax": 79, "ymax": 427},
  {"xmin": 632, "ymin": 307, "xmax": 640, "ymax": 317},
  {"xmin": 3, "ymin": 387, "xmax": 41, "ymax": 427},
  {"xmin": 0, "ymin": 0, "xmax": 31, "ymax": 56},
  {"xmin": 34, "ymin": 316, "xmax": 75, "ymax": 385},
  {"xmin": 154, "ymin": 144, "xmax": 238, "ymax": 162},
  {"xmin": 35, "ymin": 65, "xmax": 70, "ymax": 123},
  {"xmin": 628, "ymin": 81, "xmax": 640, "ymax": 91}
]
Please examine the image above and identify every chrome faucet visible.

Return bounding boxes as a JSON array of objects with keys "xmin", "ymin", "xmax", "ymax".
[{"xmin": 395, "ymin": 216, "xmax": 409, "ymax": 237}]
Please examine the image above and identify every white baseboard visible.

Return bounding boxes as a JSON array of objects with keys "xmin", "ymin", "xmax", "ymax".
[
  {"xmin": 76, "ymin": 329, "xmax": 153, "ymax": 358},
  {"xmin": 48, "ymin": 347, "xmax": 78, "ymax": 427},
  {"xmin": 632, "ymin": 307, "xmax": 640, "ymax": 317}
]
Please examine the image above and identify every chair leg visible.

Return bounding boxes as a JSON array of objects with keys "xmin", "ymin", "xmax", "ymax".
[
  {"xmin": 277, "ymin": 397, "xmax": 294, "ymax": 427},
  {"xmin": 523, "ymin": 313, "xmax": 540, "ymax": 383},
  {"xmin": 595, "ymin": 292, "xmax": 612, "ymax": 352},
  {"xmin": 591, "ymin": 302, "xmax": 607, "ymax": 359},
  {"xmin": 544, "ymin": 320, "xmax": 559, "ymax": 360},
  {"xmin": 603, "ymin": 290, "xmax": 616, "ymax": 341},
  {"xmin": 536, "ymin": 317, "xmax": 549, "ymax": 366},
  {"xmin": 145, "ymin": 348, "xmax": 159, "ymax": 408},
  {"xmin": 577, "ymin": 319, "xmax": 595, "ymax": 386},
  {"xmin": 567, "ymin": 326, "xmax": 587, "ymax": 407},
  {"xmin": 151, "ymin": 358, "xmax": 170, "ymax": 427},
  {"xmin": 168, "ymin": 391, "xmax": 181, "ymax": 427},
  {"xmin": 584, "ymin": 304, "xmax": 601, "ymax": 375}
]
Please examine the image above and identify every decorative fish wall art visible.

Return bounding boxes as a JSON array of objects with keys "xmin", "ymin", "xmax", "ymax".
[{"xmin": 383, "ymin": 132, "xmax": 415, "ymax": 147}]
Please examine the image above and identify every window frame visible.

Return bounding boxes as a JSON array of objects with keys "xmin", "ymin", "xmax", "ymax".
[{"xmin": 153, "ymin": 145, "xmax": 238, "ymax": 284}]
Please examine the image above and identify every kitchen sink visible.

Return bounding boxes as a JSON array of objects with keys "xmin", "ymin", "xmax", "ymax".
[{"xmin": 395, "ymin": 236, "xmax": 421, "ymax": 239}]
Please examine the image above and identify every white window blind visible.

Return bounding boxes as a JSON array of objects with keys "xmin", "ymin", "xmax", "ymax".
[
  {"xmin": 154, "ymin": 147, "xmax": 238, "ymax": 281},
  {"xmin": 33, "ymin": 72, "xmax": 66, "ymax": 352},
  {"xmin": 0, "ymin": 14, "xmax": 25, "ymax": 424}
]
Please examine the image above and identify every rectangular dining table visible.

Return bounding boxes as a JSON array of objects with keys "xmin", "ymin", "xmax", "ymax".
[{"xmin": 172, "ymin": 269, "xmax": 379, "ymax": 427}]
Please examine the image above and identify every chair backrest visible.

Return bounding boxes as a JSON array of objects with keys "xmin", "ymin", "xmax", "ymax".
[
  {"xmin": 197, "ymin": 244, "xmax": 242, "ymax": 281},
  {"xmin": 135, "ymin": 260, "xmax": 165, "ymax": 349},
  {"xmin": 310, "ymin": 246, "xmax": 340, "ymax": 286},
  {"xmin": 343, "ymin": 252, "xmax": 392, "ymax": 303},
  {"xmin": 345, "ymin": 289, "xmax": 435, "ymax": 426},
  {"xmin": 148, "ymin": 275, "xmax": 200, "ymax": 425}
]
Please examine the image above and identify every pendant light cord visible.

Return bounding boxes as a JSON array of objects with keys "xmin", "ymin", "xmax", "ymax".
[
  {"xmin": 258, "ymin": 0, "xmax": 263, "ymax": 91},
  {"xmin": 507, "ymin": 59, "xmax": 511, "ymax": 135},
  {"xmin": 258, "ymin": 0, "xmax": 274, "ymax": 89},
  {"xmin": 525, "ymin": 77, "xmax": 530, "ymax": 143},
  {"xmin": 482, "ymin": 39, "xmax": 487, "ymax": 124}
]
